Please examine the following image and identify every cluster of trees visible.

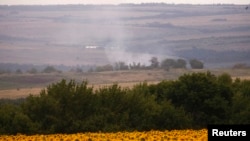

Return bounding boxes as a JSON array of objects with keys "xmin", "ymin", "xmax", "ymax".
[
  {"xmin": 0, "ymin": 58, "xmax": 204, "ymax": 74},
  {"xmin": 0, "ymin": 63, "xmax": 77, "ymax": 75},
  {"xmin": 232, "ymin": 63, "xmax": 250, "ymax": 69},
  {"xmin": 0, "ymin": 72, "xmax": 249, "ymax": 135},
  {"xmin": 0, "ymin": 66, "xmax": 61, "ymax": 75},
  {"xmin": 22, "ymin": 66, "xmax": 62, "ymax": 74},
  {"xmin": 92, "ymin": 58, "xmax": 204, "ymax": 72}
]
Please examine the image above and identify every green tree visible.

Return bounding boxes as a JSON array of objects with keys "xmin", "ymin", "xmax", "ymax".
[
  {"xmin": 175, "ymin": 59, "xmax": 187, "ymax": 68},
  {"xmin": 42, "ymin": 66, "xmax": 59, "ymax": 73},
  {"xmin": 0, "ymin": 104, "xmax": 34, "ymax": 134},
  {"xmin": 114, "ymin": 61, "xmax": 129, "ymax": 71},
  {"xmin": 156, "ymin": 100, "xmax": 192, "ymax": 130},
  {"xmin": 161, "ymin": 58, "xmax": 175, "ymax": 70},
  {"xmin": 150, "ymin": 57, "xmax": 159, "ymax": 69},
  {"xmin": 126, "ymin": 83, "xmax": 160, "ymax": 130},
  {"xmin": 239, "ymin": 80, "xmax": 250, "ymax": 97},
  {"xmin": 129, "ymin": 62, "xmax": 144, "ymax": 70},
  {"xmin": 230, "ymin": 79, "xmax": 250, "ymax": 124},
  {"xmin": 231, "ymin": 93, "xmax": 250, "ymax": 124},
  {"xmin": 27, "ymin": 68, "xmax": 38, "ymax": 74},
  {"xmin": 217, "ymin": 73, "xmax": 232, "ymax": 86},
  {"xmin": 189, "ymin": 59, "xmax": 204, "ymax": 69},
  {"xmin": 162, "ymin": 72, "xmax": 233, "ymax": 127},
  {"xmin": 22, "ymin": 79, "xmax": 95, "ymax": 133},
  {"xmin": 161, "ymin": 58, "xmax": 187, "ymax": 70}
]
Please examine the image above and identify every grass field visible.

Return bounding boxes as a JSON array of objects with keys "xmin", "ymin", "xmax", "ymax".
[
  {"xmin": 0, "ymin": 4, "xmax": 250, "ymax": 99},
  {"xmin": 0, "ymin": 68, "xmax": 249, "ymax": 99},
  {"xmin": 0, "ymin": 5, "xmax": 249, "ymax": 140},
  {"xmin": 0, "ymin": 4, "xmax": 249, "ymax": 67}
]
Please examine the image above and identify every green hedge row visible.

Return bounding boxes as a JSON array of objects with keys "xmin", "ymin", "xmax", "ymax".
[{"xmin": 0, "ymin": 72, "xmax": 249, "ymax": 134}]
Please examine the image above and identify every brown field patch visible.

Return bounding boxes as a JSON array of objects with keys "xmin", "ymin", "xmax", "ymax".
[
  {"xmin": 0, "ymin": 87, "xmax": 42, "ymax": 99},
  {"xmin": 0, "ymin": 81, "xmax": 159, "ymax": 99},
  {"xmin": 0, "ymin": 68, "xmax": 250, "ymax": 99}
]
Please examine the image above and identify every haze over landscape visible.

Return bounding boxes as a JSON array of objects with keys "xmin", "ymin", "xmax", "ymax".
[
  {"xmin": 1, "ymin": 1, "xmax": 250, "ymax": 139},
  {"xmin": 1, "ymin": 1, "xmax": 250, "ymax": 90},
  {"xmin": 1, "ymin": 1, "xmax": 250, "ymax": 70},
  {"xmin": 0, "ymin": 0, "xmax": 249, "ymax": 5}
]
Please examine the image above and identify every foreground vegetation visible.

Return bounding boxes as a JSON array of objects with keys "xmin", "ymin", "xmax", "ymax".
[
  {"xmin": 0, "ymin": 129, "xmax": 208, "ymax": 141},
  {"xmin": 0, "ymin": 72, "xmax": 250, "ymax": 135}
]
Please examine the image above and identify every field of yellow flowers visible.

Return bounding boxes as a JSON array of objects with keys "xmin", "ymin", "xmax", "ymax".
[{"xmin": 0, "ymin": 129, "xmax": 207, "ymax": 141}]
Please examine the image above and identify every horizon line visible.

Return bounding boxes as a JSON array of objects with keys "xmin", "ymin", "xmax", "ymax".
[{"xmin": 0, "ymin": 3, "xmax": 249, "ymax": 6}]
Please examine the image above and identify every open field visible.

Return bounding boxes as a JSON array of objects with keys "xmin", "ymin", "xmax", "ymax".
[
  {"xmin": 1, "ymin": 4, "xmax": 250, "ymax": 99},
  {"xmin": 0, "ymin": 4, "xmax": 250, "ymax": 68},
  {"xmin": 1, "ymin": 68, "xmax": 250, "ymax": 99},
  {"xmin": 1, "ymin": 4, "xmax": 249, "ymax": 138},
  {"xmin": 0, "ymin": 87, "xmax": 41, "ymax": 99}
]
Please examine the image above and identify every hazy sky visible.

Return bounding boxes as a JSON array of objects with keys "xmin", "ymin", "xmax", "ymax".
[{"xmin": 0, "ymin": 0, "xmax": 249, "ymax": 5}]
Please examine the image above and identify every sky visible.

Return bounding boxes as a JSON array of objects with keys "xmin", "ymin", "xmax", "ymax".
[{"xmin": 0, "ymin": 0, "xmax": 249, "ymax": 5}]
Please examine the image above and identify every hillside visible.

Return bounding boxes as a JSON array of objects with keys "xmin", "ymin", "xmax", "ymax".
[
  {"xmin": 0, "ymin": 4, "xmax": 249, "ymax": 68},
  {"xmin": 1, "ymin": 4, "xmax": 250, "ymax": 99}
]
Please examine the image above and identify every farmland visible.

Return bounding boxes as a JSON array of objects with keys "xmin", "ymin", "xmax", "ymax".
[
  {"xmin": 0, "ymin": 4, "xmax": 250, "ymax": 68},
  {"xmin": 1, "ymin": 68, "xmax": 250, "ymax": 99},
  {"xmin": 0, "ymin": 71, "xmax": 250, "ymax": 134},
  {"xmin": 1, "ymin": 4, "xmax": 250, "ymax": 99},
  {"xmin": 0, "ymin": 3, "xmax": 250, "ymax": 140}
]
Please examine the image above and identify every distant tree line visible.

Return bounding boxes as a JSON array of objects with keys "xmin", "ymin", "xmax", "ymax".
[
  {"xmin": 0, "ymin": 63, "xmax": 90, "ymax": 74},
  {"xmin": 0, "ymin": 72, "xmax": 249, "ymax": 135},
  {"xmin": 232, "ymin": 63, "xmax": 250, "ymax": 69},
  {"xmin": 1, "ymin": 59, "xmax": 249, "ymax": 75},
  {"xmin": 91, "ymin": 57, "xmax": 204, "ymax": 72}
]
